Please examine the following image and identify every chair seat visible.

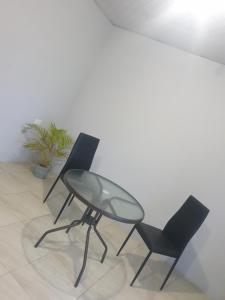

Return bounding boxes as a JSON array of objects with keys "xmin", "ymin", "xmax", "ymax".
[{"xmin": 136, "ymin": 223, "xmax": 179, "ymax": 258}]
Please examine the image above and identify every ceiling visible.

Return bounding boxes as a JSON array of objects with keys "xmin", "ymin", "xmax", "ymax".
[{"xmin": 95, "ymin": 0, "xmax": 225, "ymax": 65}]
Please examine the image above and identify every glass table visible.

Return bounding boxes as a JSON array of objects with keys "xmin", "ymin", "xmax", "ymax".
[{"xmin": 35, "ymin": 169, "xmax": 145, "ymax": 287}]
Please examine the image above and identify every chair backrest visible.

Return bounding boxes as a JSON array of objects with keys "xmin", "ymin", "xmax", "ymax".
[
  {"xmin": 60, "ymin": 132, "xmax": 100, "ymax": 177},
  {"xmin": 163, "ymin": 195, "xmax": 209, "ymax": 252}
]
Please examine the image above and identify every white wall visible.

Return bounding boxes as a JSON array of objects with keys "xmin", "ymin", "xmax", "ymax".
[
  {"xmin": 0, "ymin": 0, "xmax": 112, "ymax": 161},
  {"xmin": 66, "ymin": 28, "xmax": 225, "ymax": 300}
]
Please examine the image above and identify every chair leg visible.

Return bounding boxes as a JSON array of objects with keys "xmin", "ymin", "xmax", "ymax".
[
  {"xmin": 68, "ymin": 194, "xmax": 75, "ymax": 206},
  {"xmin": 54, "ymin": 192, "xmax": 72, "ymax": 224},
  {"xmin": 43, "ymin": 175, "xmax": 60, "ymax": 203},
  {"xmin": 116, "ymin": 225, "xmax": 136, "ymax": 256},
  {"xmin": 160, "ymin": 257, "xmax": 179, "ymax": 290},
  {"xmin": 130, "ymin": 250, "xmax": 152, "ymax": 286}
]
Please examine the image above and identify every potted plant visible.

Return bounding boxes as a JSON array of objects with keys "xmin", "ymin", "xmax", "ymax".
[{"xmin": 23, "ymin": 122, "xmax": 73, "ymax": 179}]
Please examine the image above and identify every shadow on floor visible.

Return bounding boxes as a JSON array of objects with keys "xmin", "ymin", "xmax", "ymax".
[
  {"xmin": 123, "ymin": 249, "xmax": 207, "ymax": 294},
  {"xmin": 21, "ymin": 213, "xmax": 126, "ymax": 298}
]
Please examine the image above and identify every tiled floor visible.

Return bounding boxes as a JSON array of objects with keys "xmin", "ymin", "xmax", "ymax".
[{"xmin": 0, "ymin": 162, "xmax": 209, "ymax": 300}]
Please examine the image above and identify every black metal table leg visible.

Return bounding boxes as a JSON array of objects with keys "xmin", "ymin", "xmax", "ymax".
[
  {"xmin": 65, "ymin": 219, "xmax": 82, "ymax": 234},
  {"xmin": 66, "ymin": 207, "xmax": 91, "ymax": 234},
  {"xmin": 34, "ymin": 219, "xmax": 81, "ymax": 248},
  {"xmin": 94, "ymin": 225, "xmax": 108, "ymax": 263},
  {"xmin": 74, "ymin": 223, "xmax": 92, "ymax": 287},
  {"xmin": 34, "ymin": 209, "xmax": 109, "ymax": 288}
]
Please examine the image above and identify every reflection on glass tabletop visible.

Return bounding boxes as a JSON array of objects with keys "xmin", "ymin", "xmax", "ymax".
[{"xmin": 64, "ymin": 169, "xmax": 145, "ymax": 224}]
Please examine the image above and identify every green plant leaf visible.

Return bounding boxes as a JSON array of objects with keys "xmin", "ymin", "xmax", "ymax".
[{"xmin": 22, "ymin": 122, "xmax": 73, "ymax": 166}]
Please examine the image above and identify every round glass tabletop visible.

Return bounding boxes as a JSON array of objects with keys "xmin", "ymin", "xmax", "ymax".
[{"xmin": 63, "ymin": 169, "xmax": 145, "ymax": 224}]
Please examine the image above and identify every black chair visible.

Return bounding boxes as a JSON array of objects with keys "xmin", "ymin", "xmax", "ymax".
[
  {"xmin": 43, "ymin": 132, "xmax": 100, "ymax": 224},
  {"xmin": 117, "ymin": 195, "xmax": 209, "ymax": 290}
]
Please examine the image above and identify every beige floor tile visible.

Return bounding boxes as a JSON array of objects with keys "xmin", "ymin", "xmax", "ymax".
[
  {"xmin": 0, "ymin": 221, "xmax": 48, "ymax": 267},
  {"xmin": 0, "ymin": 238, "xmax": 30, "ymax": 272},
  {"xmin": 0, "ymin": 198, "xmax": 20, "ymax": 227},
  {"xmin": 0, "ymin": 169, "xmax": 29, "ymax": 194},
  {"xmin": 0, "ymin": 191, "xmax": 50, "ymax": 221},
  {"xmin": 0, "ymin": 220, "xmax": 31, "ymax": 273},
  {"xmin": 16, "ymin": 169, "xmax": 65, "ymax": 201},
  {"xmin": 0, "ymin": 262, "xmax": 9, "ymax": 277},
  {"xmin": 0, "ymin": 162, "xmax": 30, "ymax": 173},
  {"xmin": 5, "ymin": 164, "xmax": 56, "ymax": 201},
  {"xmin": 13, "ymin": 170, "xmax": 46, "ymax": 197},
  {"xmin": 0, "ymin": 273, "xmax": 30, "ymax": 300},
  {"xmin": 0, "ymin": 222, "xmax": 25, "ymax": 256},
  {"xmin": 12, "ymin": 264, "xmax": 74, "ymax": 300}
]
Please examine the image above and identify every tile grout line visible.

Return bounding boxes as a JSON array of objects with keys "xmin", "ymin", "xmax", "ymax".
[{"xmin": 0, "ymin": 220, "xmax": 24, "ymax": 230}]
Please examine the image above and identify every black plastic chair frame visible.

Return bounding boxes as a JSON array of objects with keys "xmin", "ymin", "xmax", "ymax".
[
  {"xmin": 117, "ymin": 195, "xmax": 209, "ymax": 290},
  {"xmin": 43, "ymin": 132, "xmax": 100, "ymax": 224},
  {"xmin": 117, "ymin": 225, "xmax": 180, "ymax": 290}
]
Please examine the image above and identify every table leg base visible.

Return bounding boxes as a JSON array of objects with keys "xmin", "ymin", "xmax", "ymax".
[{"xmin": 34, "ymin": 210, "xmax": 107, "ymax": 287}]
